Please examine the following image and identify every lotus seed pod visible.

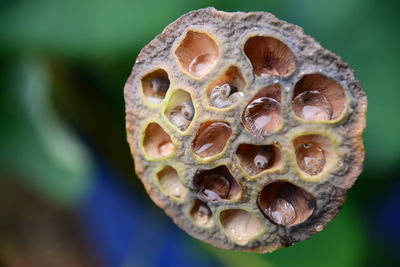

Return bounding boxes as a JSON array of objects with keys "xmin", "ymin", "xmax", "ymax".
[{"xmin": 124, "ymin": 7, "xmax": 367, "ymax": 252}]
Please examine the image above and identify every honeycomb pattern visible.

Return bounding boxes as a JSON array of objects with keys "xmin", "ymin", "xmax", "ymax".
[{"xmin": 124, "ymin": 8, "xmax": 367, "ymax": 252}]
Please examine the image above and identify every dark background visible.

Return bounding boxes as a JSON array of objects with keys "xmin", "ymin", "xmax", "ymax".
[{"xmin": 1, "ymin": 0, "xmax": 399, "ymax": 266}]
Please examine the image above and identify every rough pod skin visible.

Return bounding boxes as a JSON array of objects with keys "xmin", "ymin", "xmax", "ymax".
[{"xmin": 124, "ymin": 7, "xmax": 367, "ymax": 252}]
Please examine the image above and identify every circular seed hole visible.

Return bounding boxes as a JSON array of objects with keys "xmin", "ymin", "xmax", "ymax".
[
  {"xmin": 143, "ymin": 123, "xmax": 174, "ymax": 158},
  {"xmin": 141, "ymin": 69, "xmax": 170, "ymax": 103},
  {"xmin": 194, "ymin": 166, "xmax": 242, "ymax": 201},
  {"xmin": 175, "ymin": 31, "xmax": 219, "ymax": 78},
  {"xmin": 258, "ymin": 181, "xmax": 316, "ymax": 226},
  {"xmin": 164, "ymin": 90, "xmax": 195, "ymax": 131},
  {"xmin": 236, "ymin": 144, "xmax": 281, "ymax": 175},
  {"xmin": 191, "ymin": 200, "xmax": 213, "ymax": 227},
  {"xmin": 293, "ymin": 74, "xmax": 346, "ymax": 121},
  {"xmin": 220, "ymin": 209, "xmax": 265, "ymax": 245},
  {"xmin": 242, "ymin": 84, "xmax": 282, "ymax": 137},
  {"xmin": 244, "ymin": 36, "xmax": 296, "ymax": 77},
  {"xmin": 208, "ymin": 66, "xmax": 246, "ymax": 109},
  {"xmin": 192, "ymin": 121, "xmax": 232, "ymax": 158},
  {"xmin": 157, "ymin": 166, "xmax": 188, "ymax": 200},
  {"xmin": 293, "ymin": 134, "xmax": 336, "ymax": 177}
]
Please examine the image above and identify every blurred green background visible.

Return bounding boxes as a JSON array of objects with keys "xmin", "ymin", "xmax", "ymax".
[{"xmin": 1, "ymin": 0, "xmax": 399, "ymax": 266}]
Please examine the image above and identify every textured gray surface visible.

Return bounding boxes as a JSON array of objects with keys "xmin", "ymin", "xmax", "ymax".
[{"xmin": 124, "ymin": 7, "xmax": 367, "ymax": 252}]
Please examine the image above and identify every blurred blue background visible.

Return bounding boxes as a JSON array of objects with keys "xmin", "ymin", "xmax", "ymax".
[{"xmin": 1, "ymin": 0, "xmax": 399, "ymax": 266}]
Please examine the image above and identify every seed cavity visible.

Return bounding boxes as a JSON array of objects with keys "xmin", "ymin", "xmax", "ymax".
[
  {"xmin": 236, "ymin": 144, "xmax": 281, "ymax": 175},
  {"xmin": 192, "ymin": 121, "xmax": 231, "ymax": 158},
  {"xmin": 165, "ymin": 90, "xmax": 195, "ymax": 131},
  {"xmin": 220, "ymin": 209, "xmax": 265, "ymax": 245},
  {"xmin": 191, "ymin": 200, "xmax": 213, "ymax": 227},
  {"xmin": 141, "ymin": 69, "xmax": 170, "ymax": 103},
  {"xmin": 143, "ymin": 123, "xmax": 174, "ymax": 158},
  {"xmin": 258, "ymin": 181, "xmax": 315, "ymax": 226},
  {"xmin": 194, "ymin": 166, "xmax": 242, "ymax": 201},
  {"xmin": 157, "ymin": 166, "xmax": 188, "ymax": 200},
  {"xmin": 175, "ymin": 31, "xmax": 219, "ymax": 78},
  {"xmin": 244, "ymin": 36, "xmax": 296, "ymax": 77},
  {"xmin": 293, "ymin": 74, "xmax": 346, "ymax": 120},
  {"xmin": 208, "ymin": 66, "xmax": 246, "ymax": 108},
  {"xmin": 242, "ymin": 84, "xmax": 282, "ymax": 137}
]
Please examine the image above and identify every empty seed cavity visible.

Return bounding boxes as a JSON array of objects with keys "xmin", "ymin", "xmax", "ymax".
[
  {"xmin": 175, "ymin": 31, "xmax": 219, "ymax": 78},
  {"xmin": 194, "ymin": 166, "xmax": 242, "ymax": 201},
  {"xmin": 236, "ymin": 144, "xmax": 281, "ymax": 175},
  {"xmin": 208, "ymin": 66, "xmax": 246, "ymax": 108},
  {"xmin": 143, "ymin": 123, "xmax": 174, "ymax": 158},
  {"xmin": 242, "ymin": 84, "xmax": 282, "ymax": 137},
  {"xmin": 192, "ymin": 121, "xmax": 232, "ymax": 158},
  {"xmin": 293, "ymin": 134, "xmax": 335, "ymax": 177},
  {"xmin": 258, "ymin": 181, "xmax": 315, "ymax": 226},
  {"xmin": 157, "ymin": 166, "xmax": 188, "ymax": 200},
  {"xmin": 141, "ymin": 69, "xmax": 170, "ymax": 103},
  {"xmin": 244, "ymin": 36, "xmax": 296, "ymax": 77},
  {"xmin": 164, "ymin": 90, "xmax": 195, "ymax": 131},
  {"xmin": 191, "ymin": 200, "xmax": 213, "ymax": 227},
  {"xmin": 293, "ymin": 74, "xmax": 346, "ymax": 120},
  {"xmin": 220, "ymin": 209, "xmax": 265, "ymax": 245}
]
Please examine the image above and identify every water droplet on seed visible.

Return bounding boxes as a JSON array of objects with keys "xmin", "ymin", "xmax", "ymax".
[
  {"xmin": 266, "ymin": 198, "xmax": 297, "ymax": 225},
  {"xmin": 189, "ymin": 53, "xmax": 217, "ymax": 77},
  {"xmin": 292, "ymin": 90, "xmax": 332, "ymax": 121},
  {"xmin": 295, "ymin": 143, "xmax": 325, "ymax": 175},
  {"xmin": 243, "ymin": 97, "xmax": 282, "ymax": 137}
]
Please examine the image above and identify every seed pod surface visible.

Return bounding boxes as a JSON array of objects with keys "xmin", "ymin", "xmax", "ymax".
[{"xmin": 124, "ymin": 7, "xmax": 367, "ymax": 252}]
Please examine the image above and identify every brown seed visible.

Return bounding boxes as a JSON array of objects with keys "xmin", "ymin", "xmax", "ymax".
[
  {"xmin": 266, "ymin": 198, "xmax": 297, "ymax": 225},
  {"xmin": 295, "ymin": 143, "xmax": 326, "ymax": 176},
  {"xmin": 243, "ymin": 96, "xmax": 282, "ymax": 137},
  {"xmin": 192, "ymin": 121, "xmax": 231, "ymax": 158},
  {"xmin": 292, "ymin": 90, "xmax": 333, "ymax": 121}
]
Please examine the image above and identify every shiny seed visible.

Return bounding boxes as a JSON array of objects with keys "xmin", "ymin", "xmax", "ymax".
[
  {"xmin": 193, "ymin": 122, "xmax": 231, "ymax": 158},
  {"xmin": 292, "ymin": 90, "xmax": 333, "ymax": 121},
  {"xmin": 266, "ymin": 198, "xmax": 297, "ymax": 225},
  {"xmin": 295, "ymin": 143, "xmax": 325, "ymax": 175},
  {"xmin": 243, "ymin": 97, "xmax": 282, "ymax": 137}
]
